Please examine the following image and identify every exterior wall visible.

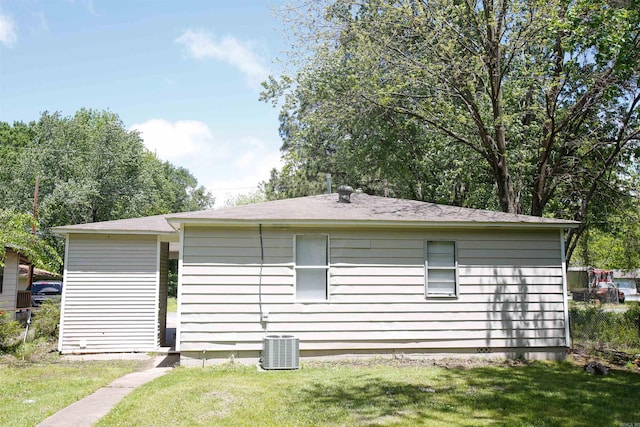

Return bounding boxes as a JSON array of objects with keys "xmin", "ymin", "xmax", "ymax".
[
  {"xmin": 59, "ymin": 234, "xmax": 160, "ymax": 353},
  {"xmin": 179, "ymin": 226, "xmax": 567, "ymax": 361},
  {"xmin": 0, "ymin": 249, "xmax": 19, "ymax": 312}
]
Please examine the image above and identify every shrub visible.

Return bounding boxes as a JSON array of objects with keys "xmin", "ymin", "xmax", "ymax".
[
  {"xmin": 0, "ymin": 311, "xmax": 22, "ymax": 353},
  {"xmin": 30, "ymin": 301, "xmax": 61, "ymax": 340}
]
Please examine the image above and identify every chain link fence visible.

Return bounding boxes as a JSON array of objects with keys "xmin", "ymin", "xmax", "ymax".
[{"xmin": 569, "ymin": 302, "xmax": 640, "ymax": 357}]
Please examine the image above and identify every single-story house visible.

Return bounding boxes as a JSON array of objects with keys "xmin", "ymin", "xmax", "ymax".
[{"xmin": 53, "ymin": 191, "xmax": 578, "ymax": 365}]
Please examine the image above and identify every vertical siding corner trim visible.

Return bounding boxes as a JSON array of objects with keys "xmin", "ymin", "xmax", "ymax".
[
  {"xmin": 560, "ymin": 230, "xmax": 570, "ymax": 348},
  {"xmin": 154, "ymin": 236, "xmax": 160, "ymax": 349},
  {"xmin": 58, "ymin": 235, "xmax": 70, "ymax": 353},
  {"xmin": 176, "ymin": 228, "xmax": 185, "ymax": 352}
]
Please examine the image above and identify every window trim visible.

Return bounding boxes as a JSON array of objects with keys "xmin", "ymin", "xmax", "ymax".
[
  {"xmin": 294, "ymin": 234, "xmax": 330, "ymax": 302},
  {"xmin": 424, "ymin": 240, "xmax": 459, "ymax": 298}
]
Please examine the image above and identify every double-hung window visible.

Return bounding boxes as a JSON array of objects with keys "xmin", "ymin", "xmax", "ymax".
[
  {"xmin": 295, "ymin": 235, "xmax": 329, "ymax": 301},
  {"xmin": 425, "ymin": 241, "xmax": 458, "ymax": 297}
]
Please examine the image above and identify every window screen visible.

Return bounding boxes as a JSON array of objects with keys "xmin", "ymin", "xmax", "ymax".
[
  {"xmin": 295, "ymin": 235, "xmax": 328, "ymax": 300},
  {"xmin": 425, "ymin": 241, "xmax": 458, "ymax": 297}
]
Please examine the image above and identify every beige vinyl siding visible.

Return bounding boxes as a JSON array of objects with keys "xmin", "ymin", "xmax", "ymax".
[
  {"xmin": 179, "ymin": 226, "xmax": 566, "ymax": 354},
  {"xmin": 0, "ymin": 249, "xmax": 19, "ymax": 312},
  {"xmin": 59, "ymin": 234, "xmax": 159, "ymax": 353}
]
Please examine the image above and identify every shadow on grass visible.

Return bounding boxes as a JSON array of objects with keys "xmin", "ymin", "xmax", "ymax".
[{"xmin": 293, "ymin": 363, "xmax": 640, "ymax": 426}]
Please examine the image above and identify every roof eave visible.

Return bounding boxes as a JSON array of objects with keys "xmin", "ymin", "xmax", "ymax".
[
  {"xmin": 51, "ymin": 228, "xmax": 177, "ymax": 236},
  {"xmin": 167, "ymin": 218, "xmax": 579, "ymax": 230}
]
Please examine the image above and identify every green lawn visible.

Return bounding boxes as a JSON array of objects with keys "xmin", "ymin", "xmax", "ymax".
[
  {"xmin": 0, "ymin": 360, "xmax": 144, "ymax": 427},
  {"xmin": 97, "ymin": 360, "xmax": 640, "ymax": 426}
]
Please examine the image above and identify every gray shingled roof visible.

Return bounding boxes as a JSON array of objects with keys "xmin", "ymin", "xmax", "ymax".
[
  {"xmin": 168, "ymin": 193, "xmax": 578, "ymax": 228},
  {"xmin": 52, "ymin": 213, "xmax": 177, "ymax": 234},
  {"xmin": 52, "ymin": 193, "xmax": 578, "ymax": 234}
]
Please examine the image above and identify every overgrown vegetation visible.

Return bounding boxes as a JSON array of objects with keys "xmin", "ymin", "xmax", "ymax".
[
  {"xmin": 97, "ymin": 361, "xmax": 640, "ymax": 427},
  {"xmin": 30, "ymin": 301, "xmax": 62, "ymax": 341},
  {"xmin": 0, "ymin": 311, "xmax": 22, "ymax": 354},
  {"xmin": 570, "ymin": 302, "xmax": 640, "ymax": 355},
  {"xmin": 0, "ymin": 301, "xmax": 62, "ymax": 360}
]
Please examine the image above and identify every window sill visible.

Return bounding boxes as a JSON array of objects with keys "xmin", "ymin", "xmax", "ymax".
[{"xmin": 425, "ymin": 294, "xmax": 458, "ymax": 299}]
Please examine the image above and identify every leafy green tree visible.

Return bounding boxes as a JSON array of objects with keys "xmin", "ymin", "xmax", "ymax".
[
  {"xmin": 0, "ymin": 109, "xmax": 213, "ymax": 224},
  {"xmin": 139, "ymin": 154, "xmax": 213, "ymax": 215},
  {"xmin": 0, "ymin": 210, "xmax": 60, "ymax": 271},
  {"xmin": 572, "ymin": 171, "xmax": 640, "ymax": 270},
  {"xmin": 223, "ymin": 190, "xmax": 267, "ymax": 207},
  {"xmin": 264, "ymin": 0, "xmax": 640, "ymax": 260},
  {"xmin": 0, "ymin": 109, "xmax": 214, "ymax": 267}
]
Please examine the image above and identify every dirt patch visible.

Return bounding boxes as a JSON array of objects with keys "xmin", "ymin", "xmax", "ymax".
[
  {"xmin": 302, "ymin": 351, "xmax": 640, "ymax": 372},
  {"xmin": 303, "ymin": 356, "xmax": 531, "ymax": 370},
  {"xmin": 196, "ymin": 391, "xmax": 235, "ymax": 421},
  {"xmin": 0, "ymin": 340, "xmax": 59, "ymax": 365},
  {"xmin": 568, "ymin": 345, "xmax": 640, "ymax": 371}
]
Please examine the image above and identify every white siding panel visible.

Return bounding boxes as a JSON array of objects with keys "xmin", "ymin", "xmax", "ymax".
[
  {"xmin": 181, "ymin": 319, "xmax": 565, "ymax": 332},
  {"xmin": 182, "ymin": 265, "xmax": 293, "ymax": 276},
  {"xmin": 181, "ymin": 310, "xmax": 565, "ymax": 323},
  {"xmin": 182, "ymin": 328, "xmax": 566, "ymax": 343},
  {"xmin": 459, "ymin": 276, "xmax": 562, "ymax": 285},
  {"xmin": 181, "ymin": 301, "xmax": 565, "ymax": 314},
  {"xmin": 60, "ymin": 234, "xmax": 159, "ymax": 353},
  {"xmin": 180, "ymin": 338, "xmax": 567, "ymax": 352},
  {"xmin": 179, "ymin": 226, "xmax": 568, "ymax": 356}
]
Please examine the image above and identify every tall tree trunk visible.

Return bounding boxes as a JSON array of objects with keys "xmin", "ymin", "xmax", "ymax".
[{"xmin": 485, "ymin": 0, "xmax": 521, "ymax": 214}]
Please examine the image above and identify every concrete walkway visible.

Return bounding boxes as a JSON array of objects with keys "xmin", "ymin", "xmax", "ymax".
[{"xmin": 37, "ymin": 354, "xmax": 178, "ymax": 427}]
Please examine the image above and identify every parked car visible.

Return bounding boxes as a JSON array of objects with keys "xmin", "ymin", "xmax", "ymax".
[
  {"xmin": 595, "ymin": 281, "xmax": 625, "ymax": 303},
  {"xmin": 27, "ymin": 280, "xmax": 63, "ymax": 307},
  {"xmin": 615, "ymin": 280, "xmax": 638, "ymax": 298}
]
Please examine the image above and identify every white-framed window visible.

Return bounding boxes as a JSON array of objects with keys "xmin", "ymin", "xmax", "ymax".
[
  {"xmin": 425, "ymin": 240, "xmax": 458, "ymax": 298},
  {"xmin": 295, "ymin": 235, "xmax": 329, "ymax": 301}
]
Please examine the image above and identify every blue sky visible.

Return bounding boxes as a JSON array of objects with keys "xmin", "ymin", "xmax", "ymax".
[{"xmin": 0, "ymin": 0, "xmax": 289, "ymax": 206}]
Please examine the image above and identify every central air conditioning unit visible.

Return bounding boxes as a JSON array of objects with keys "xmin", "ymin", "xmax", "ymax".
[{"xmin": 261, "ymin": 335, "xmax": 299, "ymax": 370}]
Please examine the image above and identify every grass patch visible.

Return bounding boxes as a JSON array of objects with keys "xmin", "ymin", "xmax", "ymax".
[
  {"xmin": 0, "ymin": 359, "xmax": 144, "ymax": 427},
  {"xmin": 167, "ymin": 297, "xmax": 177, "ymax": 313},
  {"xmin": 97, "ymin": 360, "xmax": 640, "ymax": 426}
]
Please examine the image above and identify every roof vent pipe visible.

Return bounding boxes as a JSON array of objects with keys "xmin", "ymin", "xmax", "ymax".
[{"xmin": 337, "ymin": 185, "xmax": 354, "ymax": 203}]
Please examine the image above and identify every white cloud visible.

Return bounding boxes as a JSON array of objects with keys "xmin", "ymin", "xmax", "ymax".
[
  {"xmin": 131, "ymin": 118, "xmax": 282, "ymax": 209},
  {"xmin": 131, "ymin": 119, "xmax": 215, "ymax": 161},
  {"xmin": 234, "ymin": 137, "xmax": 266, "ymax": 168},
  {"xmin": 0, "ymin": 13, "xmax": 17, "ymax": 47},
  {"xmin": 175, "ymin": 29, "xmax": 269, "ymax": 88},
  {"xmin": 208, "ymin": 145, "xmax": 282, "ymax": 207}
]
